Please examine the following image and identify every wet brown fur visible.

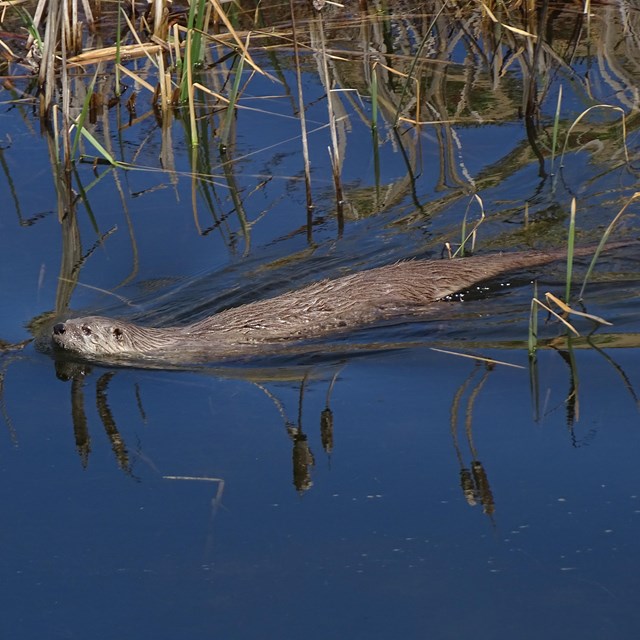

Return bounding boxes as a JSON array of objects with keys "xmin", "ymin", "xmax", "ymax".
[{"xmin": 50, "ymin": 247, "xmax": 616, "ymax": 362}]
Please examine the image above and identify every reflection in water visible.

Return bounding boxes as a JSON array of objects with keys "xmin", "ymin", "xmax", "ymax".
[
  {"xmin": 42, "ymin": 343, "xmax": 638, "ymax": 506},
  {"xmin": 0, "ymin": 374, "xmax": 16, "ymax": 444},
  {"xmin": 320, "ymin": 407, "xmax": 334, "ymax": 456},
  {"xmin": 70, "ymin": 373, "xmax": 91, "ymax": 467},
  {"xmin": 50, "ymin": 354, "xmax": 342, "ymax": 494},
  {"xmin": 261, "ymin": 373, "xmax": 319, "ymax": 493},
  {"xmin": 0, "ymin": 340, "xmax": 35, "ymax": 445},
  {"xmin": 320, "ymin": 369, "xmax": 340, "ymax": 457},
  {"xmin": 531, "ymin": 339, "xmax": 639, "ymax": 447},
  {"xmin": 289, "ymin": 428, "xmax": 315, "ymax": 494},
  {"xmin": 96, "ymin": 372, "xmax": 132, "ymax": 475},
  {"xmin": 55, "ymin": 360, "xmax": 134, "ymax": 475},
  {"xmin": 450, "ymin": 363, "xmax": 496, "ymax": 519},
  {"xmin": 162, "ymin": 474, "xmax": 226, "ymax": 559},
  {"xmin": 252, "ymin": 368, "xmax": 342, "ymax": 492}
]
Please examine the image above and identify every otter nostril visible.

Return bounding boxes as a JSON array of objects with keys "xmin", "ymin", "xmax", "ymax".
[{"xmin": 53, "ymin": 323, "xmax": 66, "ymax": 336}]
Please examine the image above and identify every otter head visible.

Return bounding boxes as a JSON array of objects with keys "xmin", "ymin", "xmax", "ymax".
[{"xmin": 51, "ymin": 316, "xmax": 140, "ymax": 357}]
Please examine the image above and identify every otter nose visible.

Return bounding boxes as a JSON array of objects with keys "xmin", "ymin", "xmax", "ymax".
[{"xmin": 53, "ymin": 323, "xmax": 66, "ymax": 335}]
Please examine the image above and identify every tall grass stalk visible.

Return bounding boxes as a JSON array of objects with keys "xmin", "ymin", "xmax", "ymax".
[
  {"xmin": 151, "ymin": 0, "xmax": 168, "ymax": 39},
  {"xmin": 186, "ymin": 29, "xmax": 199, "ymax": 146},
  {"xmin": 315, "ymin": 12, "xmax": 344, "ymax": 226},
  {"xmin": 38, "ymin": 0, "xmax": 61, "ymax": 121},
  {"xmin": 70, "ymin": 70, "xmax": 99, "ymax": 160},
  {"xmin": 289, "ymin": 0, "xmax": 314, "ymax": 230},
  {"xmin": 455, "ymin": 195, "xmax": 485, "ymax": 257},
  {"xmin": 114, "ymin": 1, "xmax": 125, "ymax": 96},
  {"xmin": 528, "ymin": 279, "xmax": 538, "ymax": 357},
  {"xmin": 370, "ymin": 63, "xmax": 381, "ymax": 206},
  {"xmin": 550, "ymin": 84, "xmax": 562, "ymax": 172},
  {"xmin": 565, "ymin": 197, "xmax": 576, "ymax": 302},
  {"xmin": 219, "ymin": 49, "xmax": 246, "ymax": 148},
  {"xmin": 210, "ymin": 0, "xmax": 261, "ymax": 75},
  {"xmin": 180, "ymin": 0, "xmax": 208, "ymax": 103}
]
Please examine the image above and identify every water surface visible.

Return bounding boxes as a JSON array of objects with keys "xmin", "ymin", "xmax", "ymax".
[{"xmin": 1, "ymin": 2, "xmax": 640, "ymax": 638}]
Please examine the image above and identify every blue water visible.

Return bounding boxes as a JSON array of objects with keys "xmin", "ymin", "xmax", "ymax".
[
  {"xmin": 2, "ymin": 347, "xmax": 640, "ymax": 638},
  {"xmin": 2, "ymin": 2, "xmax": 640, "ymax": 638}
]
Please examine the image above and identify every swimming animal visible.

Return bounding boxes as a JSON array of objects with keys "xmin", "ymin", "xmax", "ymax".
[{"xmin": 50, "ymin": 246, "xmax": 620, "ymax": 363}]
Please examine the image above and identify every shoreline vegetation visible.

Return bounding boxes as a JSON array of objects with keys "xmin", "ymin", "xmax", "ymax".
[{"xmin": 2, "ymin": 1, "xmax": 637, "ymax": 216}]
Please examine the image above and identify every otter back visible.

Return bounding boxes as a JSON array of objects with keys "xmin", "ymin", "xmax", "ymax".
[{"xmin": 49, "ymin": 245, "xmax": 624, "ymax": 364}]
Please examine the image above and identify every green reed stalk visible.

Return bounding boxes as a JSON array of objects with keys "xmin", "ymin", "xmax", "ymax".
[
  {"xmin": 289, "ymin": 0, "xmax": 314, "ymax": 225},
  {"xmin": 70, "ymin": 70, "xmax": 98, "ymax": 160},
  {"xmin": 370, "ymin": 64, "xmax": 381, "ymax": 206},
  {"xmin": 565, "ymin": 197, "xmax": 576, "ymax": 302},
  {"xmin": 315, "ymin": 13, "xmax": 344, "ymax": 226},
  {"xmin": 528, "ymin": 280, "xmax": 538, "ymax": 357},
  {"xmin": 70, "ymin": 75, "xmax": 119, "ymax": 168},
  {"xmin": 219, "ymin": 52, "xmax": 245, "ymax": 149},
  {"xmin": 186, "ymin": 29, "xmax": 198, "ymax": 146},
  {"xmin": 115, "ymin": 1, "xmax": 122, "ymax": 96},
  {"xmin": 550, "ymin": 84, "xmax": 562, "ymax": 172},
  {"xmin": 38, "ymin": 0, "xmax": 61, "ymax": 120},
  {"xmin": 180, "ymin": 0, "xmax": 208, "ymax": 103}
]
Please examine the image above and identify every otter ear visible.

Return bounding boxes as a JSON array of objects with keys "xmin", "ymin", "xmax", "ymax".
[{"xmin": 113, "ymin": 327, "xmax": 124, "ymax": 342}]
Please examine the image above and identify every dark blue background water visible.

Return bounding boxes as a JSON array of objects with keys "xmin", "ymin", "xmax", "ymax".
[{"xmin": 2, "ymin": 3, "xmax": 640, "ymax": 637}]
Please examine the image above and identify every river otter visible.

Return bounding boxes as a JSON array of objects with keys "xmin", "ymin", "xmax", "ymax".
[{"xmin": 50, "ymin": 246, "xmax": 620, "ymax": 363}]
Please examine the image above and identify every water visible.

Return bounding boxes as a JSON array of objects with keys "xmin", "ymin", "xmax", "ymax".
[{"xmin": 1, "ymin": 2, "xmax": 640, "ymax": 638}]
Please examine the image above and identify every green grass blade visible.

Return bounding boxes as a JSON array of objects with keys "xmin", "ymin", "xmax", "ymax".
[{"xmin": 565, "ymin": 197, "xmax": 576, "ymax": 302}]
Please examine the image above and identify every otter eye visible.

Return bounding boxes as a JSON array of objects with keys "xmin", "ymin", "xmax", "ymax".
[
  {"xmin": 113, "ymin": 327, "xmax": 124, "ymax": 342},
  {"xmin": 81, "ymin": 325, "xmax": 92, "ymax": 336}
]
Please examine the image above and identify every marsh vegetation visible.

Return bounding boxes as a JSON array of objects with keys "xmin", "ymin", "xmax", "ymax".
[{"xmin": 2, "ymin": 2, "xmax": 640, "ymax": 638}]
